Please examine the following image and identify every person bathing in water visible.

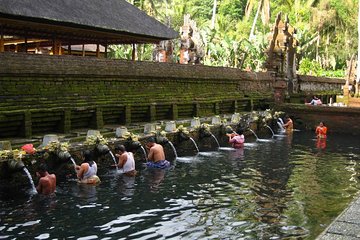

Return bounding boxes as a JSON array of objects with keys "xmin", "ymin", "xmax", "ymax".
[
  {"xmin": 36, "ymin": 163, "xmax": 56, "ymax": 195},
  {"xmin": 282, "ymin": 115, "xmax": 293, "ymax": 133},
  {"xmin": 146, "ymin": 137, "xmax": 170, "ymax": 169},
  {"xmin": 227, "ymin": 129, "xmax": 245, "ymax": 149},
  {"xmin": 115, "ymin": 144, "xmax": 137, "ymax": 177},
  {"xmin": 315, "ymin": 121, "xmax": 327, "ymax": 139},
  {"xmin": 76, "ymin": 150, "xmax": 100, "ymax": 184}
]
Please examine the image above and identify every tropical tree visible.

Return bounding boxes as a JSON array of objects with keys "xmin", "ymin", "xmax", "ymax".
[{"xmin": 245, "ymin": 0, "xmax": 271, "ymax": 40}]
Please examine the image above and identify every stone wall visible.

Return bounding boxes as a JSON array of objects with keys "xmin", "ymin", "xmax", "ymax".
[
  {"xmin": 298, "ymin": 75, "xmax": 344, "ymax": 93},
  {"xmin": 0, "ymin": 52, "xmax": 276, "ymax": 139},
  {"xmin": 277, "ymin": 104, "xmax": 360, "ymax": 135}
]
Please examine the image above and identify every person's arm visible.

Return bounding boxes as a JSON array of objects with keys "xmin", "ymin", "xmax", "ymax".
[
  {"xmin": 148, "ymin": 147, "xmax": 154, "ymax": 161},
  {"xmin": 118, "ymin": 153, "xmax": 127, "ymax": 168},
  {"xmin": 77, "ymin": 163, "xmax": 86, "ymax": 179},
  {"xmin": 36, "ymin": 178, "xmax": 43, "ymax": 193},
  {"xmin": 229, "ymin": 135, "xmax": 236, "ymax": 143}
]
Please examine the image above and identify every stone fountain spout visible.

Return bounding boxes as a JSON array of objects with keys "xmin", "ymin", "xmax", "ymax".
[
  {"xmin": 199, "ymin": 125, "xmax": 212, "ymax": 139},
  {"xmin": 156, "ymin": 135, "xmax": 169, "ymax": 145},
  {"xmin": 7, "ymin": 159, "xmax": 25, "ymax": 172},
  {"xmin": 57, "ymin": 150, "xmax": 72, "ymax": 161},
  {"xmin": 96, "ymin": 144, "xmax": 110, "ymax": 155}
]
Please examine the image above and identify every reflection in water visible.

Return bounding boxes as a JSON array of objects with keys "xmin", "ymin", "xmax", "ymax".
[
  {"xmin": 1, "ymin": 131, "xmax": 360, "ymax": 239},
  {"xmin": 144, "ymin": 168, "xmax": 166, "ymax": 192}
]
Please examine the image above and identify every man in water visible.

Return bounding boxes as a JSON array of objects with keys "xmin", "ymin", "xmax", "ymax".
[
  {"xmin": 282, "ymin": 115, "xmax": 293, "ymax": 132},
  {"xmin": 36, "ymin": 164, "xmax": 56, "ymax": 195},
  {"xmin": 146, "ymin": 137, "xmax": 170, "ymax": 168},
  {"xmin": 115, "ymin": 145, "xmax": 137, "ymax": 177}
]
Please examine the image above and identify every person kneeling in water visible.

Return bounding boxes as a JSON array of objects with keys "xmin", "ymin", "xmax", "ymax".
[
  {"xmin": 227, "ymin": 129, "xmax": 245, "ymax": 149},
  {"xmin": 115, "ymin": 144, "xmax": 137, "ymax": 177},
  {"xmin": 146, "ymin": 137, "xmax": 170, "ymax": 169},
  {"xmin": 76, "ymin": 150, "xmax": 100, "ymax": 184}
]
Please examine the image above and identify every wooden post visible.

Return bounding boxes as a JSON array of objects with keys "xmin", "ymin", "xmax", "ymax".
[
  {"xmin": 104, "ymin": 43, "xmax": 108, "ymax": 59},
  {"xmin": 82, "ymin": 44, "xmax": 85, "ymax": 57},
  {"xmin": 0, "ymin": 25, "xmax": 4, "ymax": 52},
  {"xmin": 96, "ymin": 43, "xmax": 100, "ymax": 58},
  {"xmin": 68, "ymin": 44, "xmax": 72, "ymax": 55},
  {"xmin": 24, "ymin": 35, "xmax": 28, "ymax": 53},
  {"xmin": 52, "ymin": 37, "xmax": 62, "ymax": 55},
  {"xmin": 132, "ymin": 44, "xmax": 136, "ymax": 61}
]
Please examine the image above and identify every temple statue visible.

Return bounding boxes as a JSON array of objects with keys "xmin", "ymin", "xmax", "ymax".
[
  {"xmin": 179, "ymin": 14, "xmax": 204, "ymax": 64},
  {"xmin": 153, "ymin": 40, "xmax": 174, "ymax": 63},
  {"xmin": 343, "ymin": 55, "xmax": 357, "ymax": 98},
  {"xmin": 264, "ymin": 13, "xmax": 298, "ymax": 94}
]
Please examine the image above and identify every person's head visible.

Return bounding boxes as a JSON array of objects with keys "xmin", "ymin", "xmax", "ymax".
[
  {"xmin": 285, "ymin": 115, "xmax": 290, "ymax": 120},
  {"xmin": 313, "ymin": 96, "xmax": 318, "ymax": 100},
  {"xmin": 37, "ymin": 163, "xmax": 48, "ymax": 177},
  {"xmin": 146, "ymin": 137, "xmax": 156, "ymax": 148},
  {"xmin": 82, "ymin": 150, "xmax": 93, "ymax": 164},
  {"xmin": 115, "ymin": 144, "xmax": 126, "ymax": 154},
  {"xmin": 319, "ymin": 121, "xmax": 324, "ymax": 127},
  {"xmin": 236, "ymin": 128, "xmax": 244, "ymax": 135}
]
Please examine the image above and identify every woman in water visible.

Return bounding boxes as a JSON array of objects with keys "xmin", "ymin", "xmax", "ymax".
[{"xmin": 76, "ymin": 150, "xmax": 100, "ymax": 184}]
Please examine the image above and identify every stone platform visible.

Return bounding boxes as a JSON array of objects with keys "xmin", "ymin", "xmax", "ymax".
[{"xmin": 317, "ymin": 192, "xmax": 360, "ymax": 239}]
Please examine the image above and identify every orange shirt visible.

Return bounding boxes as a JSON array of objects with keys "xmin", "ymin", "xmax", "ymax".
[{"xmin": 316, "ymin": 126, "xmax": 327, "ymax": 139}]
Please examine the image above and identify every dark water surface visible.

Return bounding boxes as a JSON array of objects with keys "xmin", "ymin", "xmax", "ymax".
[{"xmin": 1, "ymin": 131, "xmax": 360, "ymax": 239}]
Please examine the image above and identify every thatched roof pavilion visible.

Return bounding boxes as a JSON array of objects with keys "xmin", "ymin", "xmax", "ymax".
[{"xmin": 0, "ymin": 0, "xmax": 178, "ymax": 56}]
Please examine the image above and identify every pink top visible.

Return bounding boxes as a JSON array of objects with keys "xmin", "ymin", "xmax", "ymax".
[{"xmin": 229, "ymin": 135, "xmax": 245, "ymax": 148}]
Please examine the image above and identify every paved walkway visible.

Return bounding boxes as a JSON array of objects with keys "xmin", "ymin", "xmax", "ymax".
[{"xmin": 317, "ymin": 192, "xmax": 360, "ymax": 239}]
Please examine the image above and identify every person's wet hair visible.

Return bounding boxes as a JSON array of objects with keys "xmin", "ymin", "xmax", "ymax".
[
  {"xmin": 147, "ymin": 137, "xmax": 156, "ymax": 143},
  {"xmin": 37, "ymin": 163, "xmax": 48, "ymax": 173},
  {"xmin": 115, "ymin": 145, "xmax": 126, "ymax": 153},
  {"xmin": 82, "ymin": 150, "xmax": 94, "ymax": 166},
  {"xmin": 237, "ymin": 128, "xmax": 244, "ymax": 135}
]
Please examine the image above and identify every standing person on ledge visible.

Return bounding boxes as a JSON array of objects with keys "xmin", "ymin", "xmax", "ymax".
[
  {"xmin": 36, "ymin": 164, "xmax": 56, "ymax": 195},
  {"xmin": 115, "ymin": 145, "xmax": 137, "ymax": 177},
  {"xmin": 146, "ymin": 137, "xmax": 170, "ymax": 169},
  {"xmin": 315, "ymin": 121, "xmax": 327, "ymax": 139},
  {"xmin": 227, "ymin": 129, "xmax": 245, "ymax": 149},
  {"xmin": 282, "ymin": 115, "xmax": 293, "ymax": 133},
  {"xmin": 76, "ymin": 150, "xmax": 100, "ymax": 184}
]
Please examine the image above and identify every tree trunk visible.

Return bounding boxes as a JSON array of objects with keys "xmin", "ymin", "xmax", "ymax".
[
  {"xmin": 249, "ymin": 0, "xmax": 263, "ymax": 41},
  {"xmin": 211, "ymin": 0, "xmax": 217, "ymax": 29}
]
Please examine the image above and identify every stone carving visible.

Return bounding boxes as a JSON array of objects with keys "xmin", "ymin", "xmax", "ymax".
[
  {"xmin": 179, "ymin": 14, "xmax": 204, "ymax": 64},
  {"xmin": 264, "ymin": 13, "xmax": 298, "ymax": 94}
]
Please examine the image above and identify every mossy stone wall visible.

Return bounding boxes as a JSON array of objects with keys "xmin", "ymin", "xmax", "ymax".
[{"xmin": 0, "ymin": 52, "xmax": 342, "ymax": 139}]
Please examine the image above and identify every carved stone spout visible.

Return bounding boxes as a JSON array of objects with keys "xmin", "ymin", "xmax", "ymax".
[
  {"xmin": 7, "ymin": 159, "xmax": 25, "ymax": 171},
  {"xmin": 57, "ymin": 151, "xmax": 72, "ymax": 161},
  {"xmin": 96, "ymin": 144, "xmax": 110, "ymax": 155}
]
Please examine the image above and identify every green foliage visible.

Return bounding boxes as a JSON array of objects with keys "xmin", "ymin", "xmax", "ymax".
[
  {"xmin": 120, "ymin": 0, "xmax": 356, "ymax": 75},
  {"xmin": 299, "ymin": 58, "xmax": 345, "ymax": 77}
]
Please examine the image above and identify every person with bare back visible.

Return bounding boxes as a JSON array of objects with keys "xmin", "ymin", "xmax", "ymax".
[
  {"xmin": 145, "ymin": 137, "xmax": 170, "ymax": 169},
  {"xmin": 36, "ymin": 164, "xmax": 56, "ymax": 195}
]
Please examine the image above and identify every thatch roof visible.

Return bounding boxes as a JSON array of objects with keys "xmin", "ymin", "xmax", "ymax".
[{"xmin": 0, "ymin": 0, "xmax": 178, "ymax": 43}]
